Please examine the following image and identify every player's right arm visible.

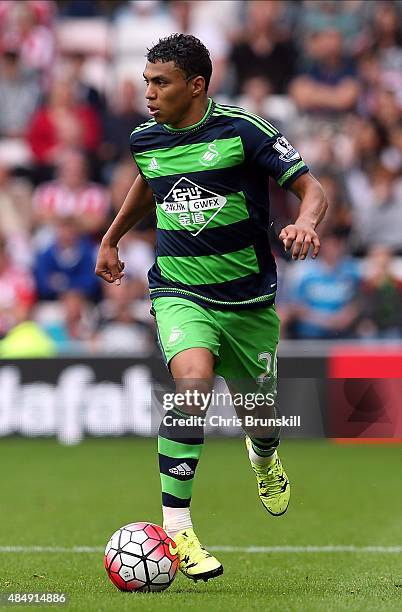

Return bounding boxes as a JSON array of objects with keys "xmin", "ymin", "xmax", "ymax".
[{"xmin": 95, "ymin": 174, "xmax": 155, "ymax": 284}]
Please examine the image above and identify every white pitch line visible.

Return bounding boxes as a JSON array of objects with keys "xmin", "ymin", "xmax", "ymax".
[
  {"xmin": 211, "ymin": 545, "xmax": 402, "ymax": 553},
  {"xmin": 0, "ymin": 546, "xmax": 401, "ymax": 554},
  {"xmin": 0, "ymin": 547, "xmax": 104, "ymax": 553}
]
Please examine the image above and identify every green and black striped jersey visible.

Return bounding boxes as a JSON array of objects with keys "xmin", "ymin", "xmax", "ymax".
[{"xmin": 130, "ymin": 99, "xmax": 308, "ymax": 310}]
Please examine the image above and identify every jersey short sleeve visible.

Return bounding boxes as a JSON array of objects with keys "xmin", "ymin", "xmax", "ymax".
[
  {"xmin": 236, "ymin": 117, "xmax": 309, "ymax": 189},
  {"xmin": 129, "ymin": 119, "xmax": 158, "ymax": 181},
  {"xmin": 130, "ymin": 135, "xmax": 146, "ymax": 180}
]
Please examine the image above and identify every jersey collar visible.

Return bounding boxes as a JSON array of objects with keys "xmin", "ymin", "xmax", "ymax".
[{"xmin": 163, "ymin": 98, "xmax": 214, "ymax": 133}]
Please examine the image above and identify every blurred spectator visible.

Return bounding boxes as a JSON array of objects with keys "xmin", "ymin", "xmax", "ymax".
[
  {"xmin": 357, "ymin": 245, "xmax": 402, "ymax": 339},
  {"xmin": 34, "ymin": 216, "xmax": 100, "ymax": 301},
  {"xmin": 288, "ymin": 120, "xmax": 339, "ymax": 171},
  {"xmin": 345, "ymin": 164, "xmax": 402, "ymax": 253},
  {"xmin": 108, "ymin": 158, "xmax": 156, "ymax": 240},
  {"xmin": 112, "ymin": 0, "xmax": 177, "ymax": 78},
  {"xmin": 368, "ymin": 3, "xmax": 402, "ymax": 101},
  {"xmin": 356, "ymin": 51, "xmax": 382, "ymax": 116},
  {"xmin": 229, "ymin": 0, "xmax": 296, "ymax": 95},
  {"xmin": 99, "ymin": 161, "xmax": 155, "ymax": 297},
  {"xmin": 300, "ymin": 0, "xmax": 366, "ymax": 46},
  {"xmin": 382, "ymin": 119, "xmax": 402, "ymax": 174},
  {"xmin": 238, "ymin": 76, "xmax": 273, "ymax": 117},
  {"xmin": 371, "ymin": 87, "xmax": 401, "ymax": 131},
  {"xmin": 0, "ymin": 234, "xmax": 36, "ymax": 337},
  {"xmin": 109, "ymin": 159, "xmax": 138, "ymax": 216},
  {"xmin": 26, "ymin": 76, "xmax": 101, "ymax": 170},
  {"xmin": 0, "ymin": 1, "xmax": 56, "ymax": 29},
  {"xmin": 0, "ymin": 162, "xmax": 33, "ymax": 268},
  {"xmin": 32, "ymin": 149, "xmax": 110, "ymax": 238},
  {"xmin": 0, "ymin": 43, "xmax": 40, "ymax": 138},
  {"xmin": 168, "ymin": 0, "xmax": 230, "ymax": 93},
  {"xmin": 290, "ymin": 28, "xmax": 359, "ymax": 114},
  {"xmin": 94, "ymin": 281, "xmax": 153, "ymax": 355},
  {"xmin": 100, "ymin": 79, "xmax": 146, "ymax": 168},
  {"xmin": 62, "ymin": 51, "xmax": 105, "ymax": 112},
  {"xmin": 2, "ymin": 2, "xmax": 55, "ymax": 76},
  {"xmin": 37, "ymin": 289, "xmax": 97, "ymax": 352},
  {"xmin": 118, "ymin": 231, "xmax": 155, "ymax": 298},
  {"xmin": 369, "ymin": 2, "xmax": 402, "ymax": 54},
  {"xmin": 347, "ymin": 116, "xmax": 386, "ymax": 173},
  {"xmin": 285, "ymin": 231, "xmax": 361, "ymax": 339},
  {"xmin": 313, "ymin": 171, "xmax": 352, "ymax": 237},
  {"xmin": 59, "ymin": 0, "xmax": 105, "ymax": 18},
  {"xmin": 0, "ymin": 320, "xmax": 56, "ymax": 357}
]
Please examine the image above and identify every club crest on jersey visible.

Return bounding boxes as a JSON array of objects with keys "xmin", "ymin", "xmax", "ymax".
[
  {"xmin": 199, "ymin": 141, "xmax": 221, "ymax": 167},
  {"xmin": 273, "ymin": 136, "xmax": 300, "ymax": 162},
  {"xmin": 160, "ymin": 177, "xmax": 227, "ymax": 236}
]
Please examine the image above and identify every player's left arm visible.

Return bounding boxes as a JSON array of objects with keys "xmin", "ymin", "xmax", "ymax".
[
  {"xmin": 236, "ymin": 116, "xmax": 328, "ymax": 260},
  {"xmin": 279, "ymin": 172, "xmax": 328, "ymax": 260}
]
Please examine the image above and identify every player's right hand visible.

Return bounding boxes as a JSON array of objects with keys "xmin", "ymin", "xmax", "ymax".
[{"xmin": 95, "ymin": 242, "xmax": 125, "ymax": 284}]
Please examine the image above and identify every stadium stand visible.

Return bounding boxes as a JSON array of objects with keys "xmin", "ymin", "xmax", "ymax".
[{"xmin": 0, "ymin": 0, "xmax": 401, "ymax": 353}]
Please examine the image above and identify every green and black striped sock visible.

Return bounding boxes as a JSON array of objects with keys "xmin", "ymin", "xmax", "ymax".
[
  {"xmin": 158, "ymin": 407, "xmax": 204, "ymax": 508},
  {"xmin": 249, "ymin": 435, "xmax": 280, "ymax": 457}
]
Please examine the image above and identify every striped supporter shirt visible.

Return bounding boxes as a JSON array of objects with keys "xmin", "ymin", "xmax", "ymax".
[
  {"xmin": 33, "ymin": 181, "xmax": 110, "ymax": 219},
  {"xmin": 130, "ymin": 99, "xmax": 309, "ymax": 311}
]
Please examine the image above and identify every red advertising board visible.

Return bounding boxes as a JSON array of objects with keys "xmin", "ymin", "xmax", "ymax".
[{"xmin": 328, "ymin": 348, "xmax": 402, "ymax": 443}]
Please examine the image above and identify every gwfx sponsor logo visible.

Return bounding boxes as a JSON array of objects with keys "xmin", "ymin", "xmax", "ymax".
[{"xmin": 160, "ymin": 177, "xmax": 227, "ymax": 236}]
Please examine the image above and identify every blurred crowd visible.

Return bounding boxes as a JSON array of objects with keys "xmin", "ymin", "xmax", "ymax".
[{"xmin": 0, "ymin": 0, "xmax": 402, "ymax": 356}]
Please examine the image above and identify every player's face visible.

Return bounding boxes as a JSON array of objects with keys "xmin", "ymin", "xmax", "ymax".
[{"xmin": 143, "ymin": 61, "xmax": 197, "ymax": 126}]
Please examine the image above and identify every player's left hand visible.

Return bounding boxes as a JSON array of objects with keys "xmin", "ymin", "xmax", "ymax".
[{"xmin": 279, "ymin": 222, "xmax": 320, "ymax": 260}]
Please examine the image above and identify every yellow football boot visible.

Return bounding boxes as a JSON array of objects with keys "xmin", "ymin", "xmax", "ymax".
[
  {"xmin": 173, "ymin": 528, "xmax": 223, "ymax": 582},
  {"xmin": 246, "ymin": 436, "xmax": 290, "ymax": 516}
]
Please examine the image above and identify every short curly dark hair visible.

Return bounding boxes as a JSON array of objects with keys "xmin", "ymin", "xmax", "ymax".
[{"xmin": 147, "ymin": 34, "xmax": 212, "ymax": 91}]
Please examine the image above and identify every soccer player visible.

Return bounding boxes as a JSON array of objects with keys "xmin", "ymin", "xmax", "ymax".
[{"xmin": 96, "ymin": 34, "xmax": 328, "ymax": 582}]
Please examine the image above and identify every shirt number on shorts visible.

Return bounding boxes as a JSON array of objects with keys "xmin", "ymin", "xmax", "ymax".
[{"xmin": 257, "ymin": 348, "xmax": 277, "ymax": 383}]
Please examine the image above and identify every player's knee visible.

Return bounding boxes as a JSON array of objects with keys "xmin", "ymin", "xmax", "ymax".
[
  {"xmin": 170, "ymin": 348, "xmax": 214, "ymax": 414},
  {"xmin": 177, "ymin": 364, "xmax": 213, "ymax": 379},
  {"xmin": 174, "ymin": 378, "xmax": 214, "ymax": 416},
  {"xmin": 171, "ymin": 348, "xmax": 214, "ymax": 380}
]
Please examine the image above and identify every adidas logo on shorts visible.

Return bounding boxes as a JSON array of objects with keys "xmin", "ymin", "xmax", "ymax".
[{"xmin": 169, "ymin": 462, "xmax": 194, "ymax": 476}]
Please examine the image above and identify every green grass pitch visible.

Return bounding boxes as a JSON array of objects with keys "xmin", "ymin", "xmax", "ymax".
[{"xmin": 1, "ymin": 437, "xmax": 401, "ymax": 611}]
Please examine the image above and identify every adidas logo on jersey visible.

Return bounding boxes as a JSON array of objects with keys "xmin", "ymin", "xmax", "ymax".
[
  {"xmin": 148, "ymin": 157, "xmax": 159, "ymax": 170},
  {"xmin": 169, "ymin": 463, "xmax": 194, "ymax": 476}
]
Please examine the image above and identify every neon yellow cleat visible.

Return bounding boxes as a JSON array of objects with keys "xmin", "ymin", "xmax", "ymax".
[
  {"xmin": 246, "ymin": 436, "xmax": 290, "ymax": 516},
  {"xmin": 173, "ymin": 528, "xmax": 223, "ymax": 582}
]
